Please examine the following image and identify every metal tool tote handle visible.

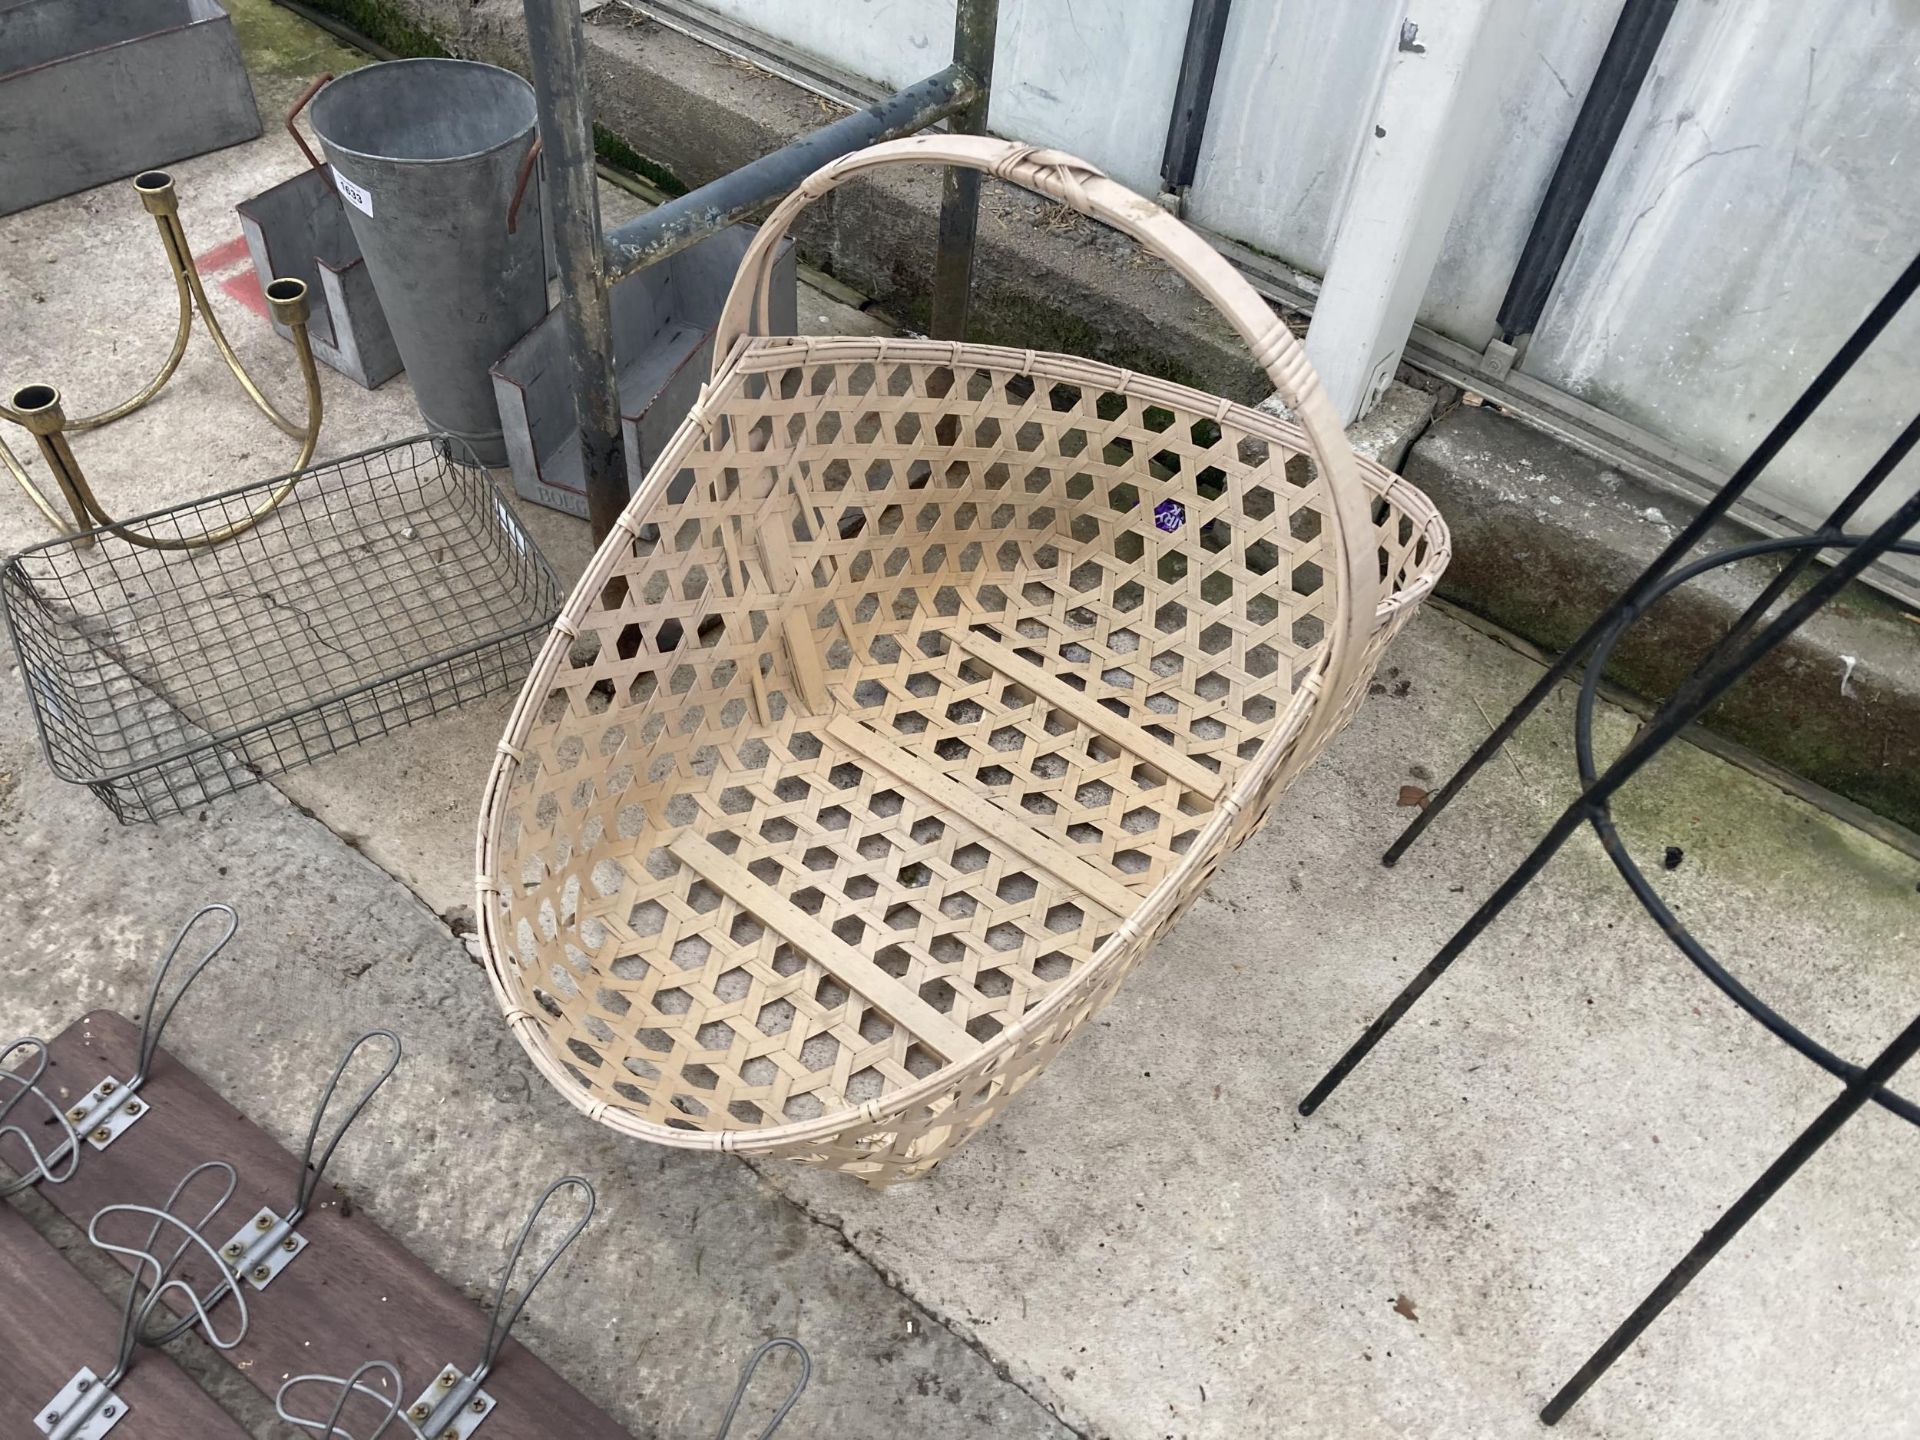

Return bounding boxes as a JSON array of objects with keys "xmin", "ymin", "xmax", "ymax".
[
  {"xmin": 710, "ymin": 133, "xmax": 1382, "ymax": 751},
  {"xmin": 288, "ymin": 73, "xmax": 334, "ymax": 170}
]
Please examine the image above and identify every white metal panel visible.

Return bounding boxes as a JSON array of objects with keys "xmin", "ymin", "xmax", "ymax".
[
  {"xmin": 675, "ymin": 0, "xmax": 955, "ymax": 93},
  {"xmin": 1521, "ymin": 0, "xmax": 1920, "ymax": 554},
  {"xmin": 673, "ymin": 0, "xmax": 1185, "ymax": 193},
  {"xmin": 1179, "ymin": 0, "xmax": 1404, "ymax": 276},
  {"xmin": 988, "ymin": 0, "xmax": 1190, "ymax": 195},
  {"xmin": 1417, "ymin": 0, "xmax": 1622, "ymax": 348},
  {"xmin": 1306, "ymin": 0, "xmax": 1527, "ymax": 420}
]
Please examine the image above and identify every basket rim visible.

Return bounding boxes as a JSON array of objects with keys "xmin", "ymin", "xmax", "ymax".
[
  {"xmin": 1, "ymin": 434, "xmax": 562, "ymax": 788},
  {"xmin": 476, "ymin": 334, "xmax": 1451, "ymax": 1156}
]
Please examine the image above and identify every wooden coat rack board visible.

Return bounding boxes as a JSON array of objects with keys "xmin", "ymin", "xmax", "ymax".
[{"xmin": 1, "ymin": 1010, "xmax": 630, "ymax": 1439}]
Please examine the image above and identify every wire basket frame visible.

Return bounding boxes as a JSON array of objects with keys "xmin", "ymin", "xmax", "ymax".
[
  {"xmin": 478, "ymin": 137, "xmax": 1451, "ymax": 1184},
  {"xmin": 3, "ymin": 436, "xmax": 560, "ymax": 821}
]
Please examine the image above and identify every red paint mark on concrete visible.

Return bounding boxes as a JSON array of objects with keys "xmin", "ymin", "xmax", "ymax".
[
  {"xmin": 193, "ymin": 234, "xmax": 254, "ymax": 275},
  {"xmin": 220, "ymin": 267, "xmax": 270, "ymax": 320}
]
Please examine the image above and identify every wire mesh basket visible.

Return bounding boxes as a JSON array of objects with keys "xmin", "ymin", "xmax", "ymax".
[
  {"xmin": 3, "ymin": 436, "xmax": 559, "ymax": 821},
  {"xmin": 478, "ymin": 137, "xmax": 1451, "ymax": 1186}
]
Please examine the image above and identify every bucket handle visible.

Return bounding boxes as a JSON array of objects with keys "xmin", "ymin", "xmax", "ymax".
[
  {"xmin": 508, "ymin": 137, "xmax": 543, "ymax": 235},
  {"xmin": 707, "ymin": 133, "xmax": 1383, "ymax": 757},
  {"xmin": 286, "ymin": 73, "xmax": 334, "ymax": 171}
]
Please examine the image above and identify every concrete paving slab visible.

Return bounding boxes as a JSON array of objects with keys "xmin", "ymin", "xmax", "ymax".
[
  {"xmin": 0, "ymin": 0, "xmax": 890, "ymax": 921},
  {"xmin": 3, "ymin": 6, "xmax": 1918, "ymax": 1439},
  {"xmin": 0, "ymin": 673, "xmax": 1070, "ymax": 1439},
  {"xmin": 760, "ymin": 610, "xmax": 1920, "ymax": 1440}
]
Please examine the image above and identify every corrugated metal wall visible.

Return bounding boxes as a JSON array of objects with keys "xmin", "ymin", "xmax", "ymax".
[
  {"xmin": 677, "ymin": 0, "xmax": 1920, "ymax": 547},
  {"xmin": 1518, "ymin": 0, "xmax": 1920, "ymax": 543}
]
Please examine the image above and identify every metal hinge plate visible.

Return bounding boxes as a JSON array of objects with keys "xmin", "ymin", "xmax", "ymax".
[
  {"xmin": 217, "ymin": 1206, "xmax": 309, "ymax": 1290},
  {"xmin": 65, "ymin": 1077, "xmax": 146, "ymax": 1151},
  {"xmin": 405, "ymin": 1366, "xmax": 495, "ymax": 1439},
  {"xmin": 36, "ymin": 1367, "xmax": 125, "ymax": 1439}
]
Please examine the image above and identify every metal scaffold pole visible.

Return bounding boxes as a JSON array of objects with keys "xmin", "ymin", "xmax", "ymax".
[{"xmin": 521, "ymin": 0, "xmax": 1000, "ymax": 541}]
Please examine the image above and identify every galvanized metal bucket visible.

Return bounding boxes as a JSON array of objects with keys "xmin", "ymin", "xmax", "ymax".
[{"xmin": 309, "ymin": 59, "xmax": 545, "ymax": 466}]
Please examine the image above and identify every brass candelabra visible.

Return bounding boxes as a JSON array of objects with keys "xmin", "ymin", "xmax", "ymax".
[{"xmin": 0, "ymin": 170, "xmax": 324, "ymax": 550}]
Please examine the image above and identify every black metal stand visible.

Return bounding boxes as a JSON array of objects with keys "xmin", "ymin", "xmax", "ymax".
[
  {"xmin": 1299, "ymin": 255, "xmax": 1920, "ymax": 1421},
  {"xmin": 1384, "ymin": 250, "xmax": 1920, "ymax": 868}
]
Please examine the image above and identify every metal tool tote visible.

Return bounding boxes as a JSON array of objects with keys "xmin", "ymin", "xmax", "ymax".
[
  {"xmin": 307, "ymin": 59, "xmax": 547, "ymax": 467},
  {"xmin": 477, "ymin": 136, "xmax": 1451, "ymax": 1185}
]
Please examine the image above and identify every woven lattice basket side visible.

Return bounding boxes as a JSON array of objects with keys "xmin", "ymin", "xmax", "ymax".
[{"xmin": 478, "ymin": 138, "xmax": 1449, "ymax": 1184}]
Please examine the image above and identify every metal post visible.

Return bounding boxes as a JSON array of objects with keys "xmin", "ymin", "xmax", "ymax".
[
  {"xmin": 602, "ymin": 67, "xmax": 979, "ymax": 282},
  {"xmin": 1495, "ymin": 0, "xmax": 1680, "ymax": 342},
  {"xmin": 524, "ymin": 0, "xmax": 994, "ymax": 539},
  {"xmin": 522, "ymin": 0, "xmax": 626, "ymax": 542},
  {"xmin": 1302, "ymin": 0, "xmax": 1525, "ymax": 422},
  {"xmin": 1159, "ymin": 0, "xmax": 1233, "ymax": 201},
  {"xmin": 929, "ymin": 0, "xmax": 1000, "ymax": 341}
]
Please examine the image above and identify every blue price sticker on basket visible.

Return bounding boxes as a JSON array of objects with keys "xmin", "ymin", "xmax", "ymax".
[
  {"xmin": 1154, "ymin": 498, "xmax": 1185, "ymax": 533},
  {"xmin": 332, "ymin": 169, "xmax": 374, "ymax": 217}
]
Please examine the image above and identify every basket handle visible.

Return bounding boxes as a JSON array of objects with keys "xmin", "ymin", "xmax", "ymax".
[{"xmin": 710, "ymin": 133, "xmax": 1382, "ymax": 755}]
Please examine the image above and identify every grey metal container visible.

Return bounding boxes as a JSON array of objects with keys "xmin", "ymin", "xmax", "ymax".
[
  {"xmin": 491, "ymin": 225, "xmax": 799, "ymax": 519},
  {"xmin": 0, "ymin": 0, "xmax": 261, "ymax": 217},
  {"xmin": 237, "ymin": 166, "xmax": 403, "ymax": 389},
  {"xmin": 308, "ymin": 59, "xmax": 544, "ymax": 466}
]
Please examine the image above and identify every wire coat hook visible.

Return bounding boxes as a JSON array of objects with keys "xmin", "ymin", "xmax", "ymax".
[
  {"xmin": 132, "ymin": 902, "xmax": 239, "ymax": 1088},
  {"xmin": 396, "ymin": 1176, "xmax": 596, "ymax": 1437},
  {"xmin": 713, "ymin": 1337, "xmax": 812, "ymax": 1439},
  {"xmin": 144, "ymin": 1029, "xmax": 405, "ymax": 1341},
  {"xmin": 14, "ymin": 904, "xmax": 237, "ymax": 1195},
  {"xmin": 91, "ymin": 1159, "xmax": 253, "ymax": 1369},
  {"xmin": 277, "ymin": 1361, "xmax": 422, "ymax": 1440},
  {"xmin": 0, "ymin": 1037, "xmax": 82, "ymax": 1196}
]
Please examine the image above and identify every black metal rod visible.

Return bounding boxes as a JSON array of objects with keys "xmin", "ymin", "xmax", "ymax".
[
  {"xmin": 929, "ymin": 0, "xmax": 1001, "ymax": 341},
  {"xmin": 1495, "ymin": 0, "xmax": 1679, "ymax": 339},
  {"xmin": 1159, "ymin": 0, "xmax": 1232, "ymax": 192},
  {"xmin": 1574, "ymin": 529, "xmax": 1920, "ymax": 1128},
  {"xmin": 1665, "ymin": 437, "xmax": 1911, "ymax": 705},
  {"xmin": 1304, "ymin": 434, "xmax": 1920, "ymax": 1117},
  {"xmin": 602, "ymin": 65, "xmax": 979, "ymax": 283},
  {"xmin": 523, "ymin": 0, "xmax": 627, "ymax": 542},
  {"xmin": 1540, "ymin": 1006, "xmax": 1920, "ymax": 1424},
  {"xmin": 1382, "ymin": 249, "xmax": 1920, "ymax": 868}
]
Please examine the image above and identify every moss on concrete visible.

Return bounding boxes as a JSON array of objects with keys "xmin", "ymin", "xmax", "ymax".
[
  {"xmin": 592, "ymin": 125, "xmax": 688, "ymax": 197},
  {"xmin": 283, "ymin": 0, "xmax": 452, "ymax": 59},
  {"xmin": 227, "ymin": 0, "xmax": 374, "ymax": 77},
  {"xmin": 1412, "ymin": 405, "xmax": 1920, "ymax": 834}
]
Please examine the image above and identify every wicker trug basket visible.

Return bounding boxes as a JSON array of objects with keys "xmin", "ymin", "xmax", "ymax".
[{"xmin": 478, "ymin": 137, "xmax": 1449, "ymax": 1185}]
